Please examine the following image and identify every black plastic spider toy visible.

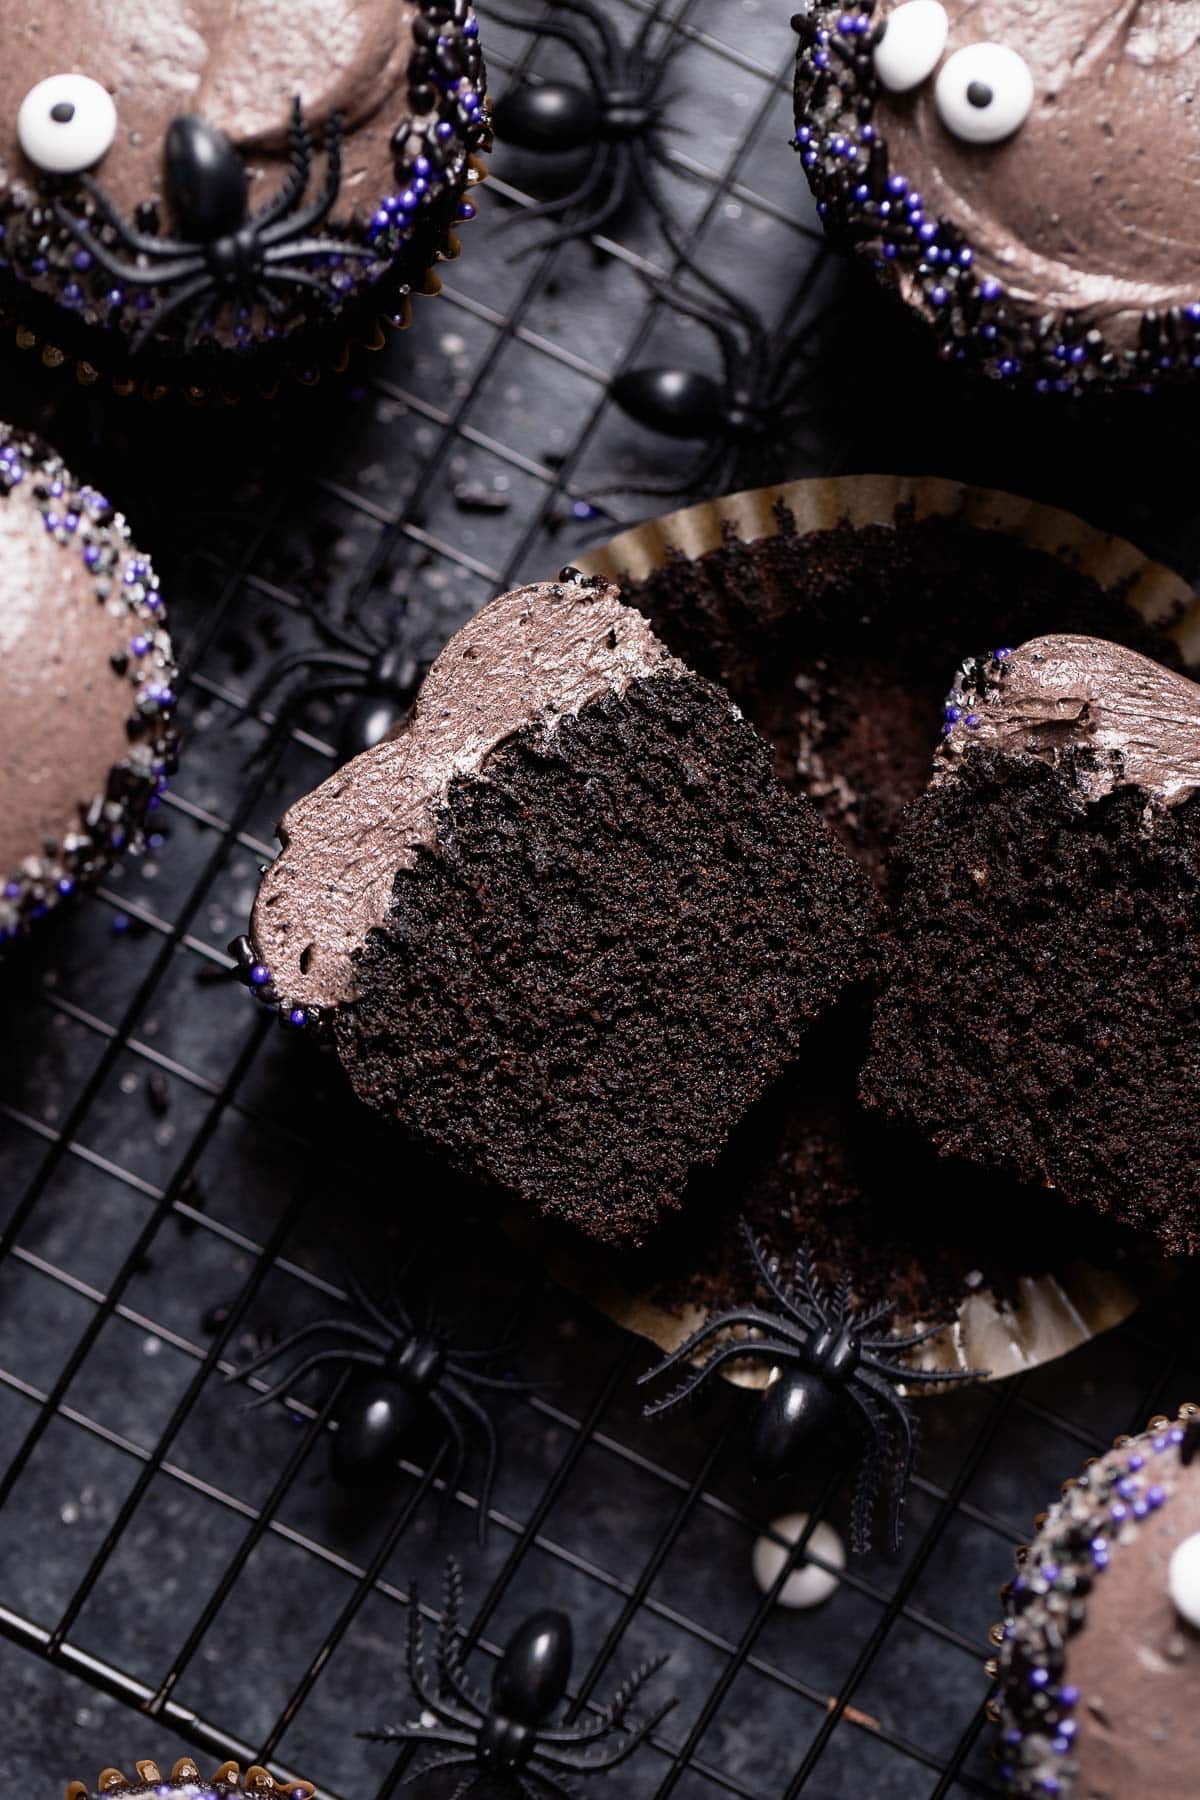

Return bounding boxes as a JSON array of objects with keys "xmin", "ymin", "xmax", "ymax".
[
  {"xmin": 601, "ymin": 250, "xmax": 839, "ymax": 505},
  {"xmin": 488, "ymin": 0, "xmax": 680, "ymax": 250},
  {"xmin": 639, "ymin": 1221, "xmax": 985, "ymax": 1552},
  {"xmin": 361, "ymin": 1559, "xmax": 675, "ymax": 1798},
  {"xmin": 230, "ymin": 1271, "xmax": 525, "ymax": 1543},
  {"xmin": 242, "ymin": 603, "xmax": 425, "ymax": 766},
  {"xmin": 54, "ymin": 98, "xmax": 373, "ymax": 352}
]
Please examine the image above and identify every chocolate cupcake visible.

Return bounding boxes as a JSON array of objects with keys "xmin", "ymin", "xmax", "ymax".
[
  {"xmin": 239, "ymin": 569, "xmax": 873, "ymax": 1248},
  {"xmin": 991, "ymin": 1404, "xmax": 1200, "ymax": 1798},
  {"xmin": 792, "ymin": 0, "xmax": 1200, "ymax": 391},
  {"xmin": 66, "ymin": 1760, "xmax": 313, "ymax": 1800},
  {"xmin": 861, "ymin": 634, "xmax": 1200, "ymax": 1256},
  {"xmin": 0, "ymin": 423, "xmax": 175, "ymax": 942},
  {"xmin": 568, "ymin": 479, "xmax": 1192, "ymax": 1364},
  {"xmin": 0, "ymin": 1, "xmax": 488, "ymax": 398}
]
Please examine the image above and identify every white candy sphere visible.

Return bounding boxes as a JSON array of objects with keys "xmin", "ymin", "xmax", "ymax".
[
  {"xmin": 934, "ymin": 43, "xmax": 1034, "ymax": 144},
  {"xmin": 1169, "ymin": 1530, "xmax": 1200, "ymax": 1629},
  {"xmin": 752, "ymin": 1513, "xmax": 845, "ymax": 1609},
  {"xmin": 18, "ymin": 74, "xmax": 117, "ymax": 175},
  {"xmin": 873, "ymin": 0, "xmax": 949, "ymax": 94}
]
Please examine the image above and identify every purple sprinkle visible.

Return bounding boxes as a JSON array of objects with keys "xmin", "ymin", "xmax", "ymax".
[
  {"xmin": 288, "ymin": 1007, "xmax": 308, "ymax": 1027},
  {"xmin": 965, "ymin": 713, "xmax": 981, "ymax": 728},
  {"xmin": 930, "ymin": 284, "xmax": 948, "ymax": 306},
  {"xmin": 1040, "ymin": 1563, "xmax": 1059, "ymax": 1583},
  {"xmin": 56, "ymin": 877, "xmax": 74, "ymax": 896},
  {"xmin": 993, "ymin": 646, "xmax": 1012, "ymax": 660},
  {"xmin": 887, "ymin": 173, "xmax": 907, "ymax": 196},
  {"xmin": 944, "ymin": 703, "xmax": 962, "ymax": 722},
  {"xmin": 1147, "ymin": 1484, "xmax": 1166, "ymax": 1508},
  {"xmin": 861, "ymin": 122, "xmax": 876, "ymax": 141},
  {"xmin": 795, "ymin": 125, "xmax": 812, "ymax": 144},
  {"xmin": 458, "ymin": 200, "xmax": 476, "ymax": 220},
  {"xmin": 1128, "ymin": 1453, "xmax": 1145, "ymax": 1471},
  {"xmin": 1029, "ymin": 1667, "xmax": 1050, "ymax": 1689},
  {"xmin": 1132, "ymin": 1498, "xmax": 1150, "ymax": 1519},
  {"xmin": 1110, "ymin": 1501, "xmax": 1128, "ymax": 1522},
  {"xmin": 250, "ymin": 963, "xmax": 271, "ymax": 987},
  {"xmin": 1058, "ymin": 1686, "xmax": 1079, "ymax": 1709},
  {"xmin": 1116, "ymin": 1477, "xmax": 1137, "ymax": 1500},
  {"xmin": 436, "ymin": 120, "xmax": 454, "ymax": 140},
  {"xmin": 130, "ymin": 635, "xmax": 150, "ymax": 657},
  {"xmin": 980, "ymin": 277, "xmax": 1003, "ymax": 301}
]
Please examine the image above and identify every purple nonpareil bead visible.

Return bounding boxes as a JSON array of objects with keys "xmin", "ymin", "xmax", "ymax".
[
  {"xmin": 1029, "ymin": 1667, "xmax": 1050, "ymax": 1689},
  {"xmin": 1147, "ymin": 1484, "xmax": 1166, "ymax": 1508},
  {"xmin": 1058, "ymin": 1685, "xmax": 1079, "ymax": 1708},
  {"xmin": 980, "ymin": 276, "xmax": 1003, "ymax": 301},
  {"xmin": 250, "ymin": 963, "xmax": 271, "ymax": 987}
]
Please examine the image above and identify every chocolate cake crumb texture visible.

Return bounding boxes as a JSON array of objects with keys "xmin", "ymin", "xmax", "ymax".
[
  {"xmin": 862, "ymin": 746, "xmax": 1200, "ymax": 1255},
  {"xmin": 333, "ymin": 670, "xmax": 874, "ymax": 1247}
]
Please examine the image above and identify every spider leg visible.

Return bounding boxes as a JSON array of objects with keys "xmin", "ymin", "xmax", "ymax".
[
  {"xmin": 860, "ymin": 1319, "xmax": 951, "ymax": 1354},
  {"xmin": 536, "ymin": 1698, "xmax": 677, "ymax": 1771},
  {"xmin": 450, "ymin": 1367, "xmax": 535, "ymax": 1392},
  {"xmin": 636, "ymin": 1311, "xmax": 805, "ymax": 1387},
  {"xmin": 404, "ymin": 1752, "xmax": 478, "ymax": 1789},
  {"xmin": 856, "ymin": 1369, "xmax": 918, "ymax": 1549},
  {"xmin": 405, "ymin": 1583, "xmax": 478, "ymax": 1727},
  {"xmin": 52, "ymin": 204, "xmax": 203, "ymax": 286},
  {"xmin": 447, "ymin": 1768, "xmax": 484, "ymax": 1800},
  {"xmin": 77, "ymin": 176, "xmax": 192, "ymax": 255},
  {"xmin": 227, "ymin": 1317, "xmax": 389, "ymax": 1382},
  {"xmin": 262, "ymin": 110, "xmax": 346, "ymax": 239},
  {"xmin": 537, "ymin": 1653, "xmax": 670, "ymax": 1744},
  {"xmin": 642, "ymin": 1338, "xmax": 800, "ymax": 1419},
  {"xmin": 252, "ymin": 97, "xmax": 312, "ymax": 230},
  {"xmin": 262, "ymin": 236, "xmax": 376, "ymax": 265},
  {"xmin": 840, "ymin": 1383, "xmax": 890, "ymax": 1554},
  {"xmin": 183, "ymin": 294, "xmax": 218, "ymax": 353},
  {"xmin": 345, "ymin": 1267, "xmax": 414, "ymax": 1341},
  {"xmin": 484, "ymin": 5, "xmax": 611, "ymax": 86},
  {"xmin": 240, "ymin": 1346, "xmax": 389, "ymax": 1410},
  {"xmin": 260, "ymin": 266, "xmax": 346, "ymax": 303},
  {"xmin": 436, "ymin": 1560, "xmax": 489, "ymax": 1716},
  {"xmin": 441, "ymin": 1379, "xmax": 499, "ymax": 1545},
  {"xmin": 632, "ymin": 271, "xmax": 745, "ymax": 392},
  {"xmin": 243, "ymin": 647, "xmax": 370, "ymax": 724},
  {"xmin": 358, "ymin": 1725, "xmax": 475, "ymax": 1748},
  {"xmin": 131, "ymin": 274, "xmax": 223, "ymax": 353},
  {"xmin": 542, "ymin": 0, "xmax": 622, "ymax": 61},
  {"xmin": 241, "ymin": 675, "xmax": 369, "ymax": 771},
  {"xmin": 860, "ymin": 1352, "xmax": 980, "ymax": 1385},
  {"xmin": 428, "ymin": 1389, "xmax": 469, "ymax": 1528},
  {"xmin": 496, "ymin": 143, "xmax": 615, "ymax": 243},
  {"xmin": 739, "ymin": 1221, "xmax": 824, "ymax": 1332},
  {"xmin": 519, "ymin": 155, "xmax": 633, "ymax": 254}
]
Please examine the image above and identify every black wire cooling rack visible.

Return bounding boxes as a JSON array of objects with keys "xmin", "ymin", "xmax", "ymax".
[{"xmin": 5, "ymin": 3, "xmax": 1200, "ymax": 1796}]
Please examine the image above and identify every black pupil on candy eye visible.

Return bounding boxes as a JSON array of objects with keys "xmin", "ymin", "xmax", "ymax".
[
  {"xmin": 50, "ymin": 101, "xmax": 76, "ymax": 123},
  {"xmin": 966, "ymin": 80, "xmax": 993, "ymax": 108}
]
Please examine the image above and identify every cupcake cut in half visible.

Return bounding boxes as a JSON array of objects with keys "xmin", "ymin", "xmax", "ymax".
[
  {"xmin": 0, "ymin": 423, "xmax": 176, "ymax": 943},
  {"xmin": 0, "ymin": 0, "xmax": 489, "ymax": 391},
  {"xmin": 861, "ymin": 634, "xmax": 1200, "ymax": 1254},
  {"xmin": 993, "ymin": 1405, "xmax": 1200, "ymax": 1799},
  {"xmin": 244, "ymin": 570, "xmax": 874, "ymax": 1247}
]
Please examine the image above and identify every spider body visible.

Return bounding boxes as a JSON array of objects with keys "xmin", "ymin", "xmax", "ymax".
[
  {"xmin": 230, "ymin": 1273, "xmax": 522, "ymax": 1541},
  {"xmin": 54, "ymin": 100, "xmax": 374, "ymax": 352},
  {"xmin": 602, "ymin": 258, "xmax": 833, "ymax": 503},
  {"xmin": 362, "ymin": 1560, "xmax": 675, "ymax": 1799},
  {"xmin": 639, "ymin": 1220, "xmax": 985, "ymax": 1551},
  {"xmin": 489, "ymin": 0, "xmax": 678, "ymax": 250}
]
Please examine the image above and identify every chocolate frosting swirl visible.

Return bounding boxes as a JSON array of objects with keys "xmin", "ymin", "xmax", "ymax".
[
  {"xmin": 879, "ymin": 0, "xmax": 1200, "ymax": 353},
  {"xmin": 250, "ymin": 575, "xmax": 684, "ymax": 1015},
  {"xmin": 936, "ymin": 634, "xmax": 1200, "ymax": 803}
]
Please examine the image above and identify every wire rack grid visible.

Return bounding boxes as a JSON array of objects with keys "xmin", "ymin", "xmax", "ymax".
[{"xmin": 2, "ymin": 3, "xmax": 1199, "ymax": 1798}]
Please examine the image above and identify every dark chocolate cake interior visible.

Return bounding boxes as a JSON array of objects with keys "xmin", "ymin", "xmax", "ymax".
[
  {"xmin": 861, "ymin": 747, "xmax": 1200, "ymax": 1258},
  {"xmin": 614, "ymin": 506, "xmax": 1185, "ymax": 1318},
  {"xmin": 334, "ymin": 670, "xmax": 873, "ymax": 1249}
]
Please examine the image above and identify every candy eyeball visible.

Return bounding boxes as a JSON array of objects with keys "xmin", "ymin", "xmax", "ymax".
[
  {"xmin": 17, "ymin": 73, "xmax": 117, "ymax": 174},
  {"xmin": 1169, "ymin": 1531, "xmax": 1200, "ymax": 1630},
  {"xmin": 873, "ymin": 0, "xmax": 949, "ymax": 94},
  {"xmin": 934, "ymin": 43, "xmax": 1034, "ymax": 143}
]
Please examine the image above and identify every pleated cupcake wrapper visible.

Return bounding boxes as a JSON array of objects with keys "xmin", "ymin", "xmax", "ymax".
[
  {"xmin": 539, "ymin": 472, "xmax": 1200, "ymax": 1387},
  {"xmin": 3, "ymin": 152, "xmax": 487, "ymax": 408}
]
